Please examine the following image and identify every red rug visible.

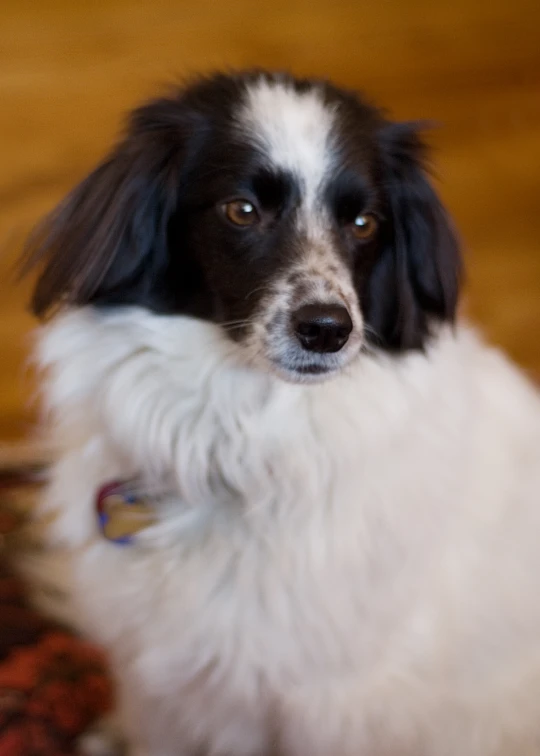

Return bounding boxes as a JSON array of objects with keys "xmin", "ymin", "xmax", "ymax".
[{"xmin": 0, "ymin": 449, "xmax": 113, "ymax": 756}]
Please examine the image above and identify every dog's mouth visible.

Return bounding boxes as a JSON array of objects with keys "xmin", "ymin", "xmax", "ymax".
[
  {"xmin": 294, "ymin": 363, "xmax": 331, "ymax": 375},
  {"xmin": 266, "ymin": 344, "xmax": 362, "ymax": 384},
  {"xmin": 274, "ymin": 360, "xmax": 335, "ymax": 382}
]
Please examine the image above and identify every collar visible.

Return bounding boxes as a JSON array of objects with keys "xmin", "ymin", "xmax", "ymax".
[{"xmin": 96, "ymin": 480, "xmax": 157, "ymax": 545}]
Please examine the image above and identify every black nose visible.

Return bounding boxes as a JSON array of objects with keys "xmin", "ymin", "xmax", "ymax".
[{"xmin": 292, "ymin": 304, "xmax": 353, "ymax": 353}]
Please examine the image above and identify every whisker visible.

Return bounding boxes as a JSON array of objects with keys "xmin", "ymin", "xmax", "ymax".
[
  {"xmin": 362, "ymin": 322, "xmax": 382, "ymax": 344},
  {"xmin": 245, "ymin": 284, "xmax": 275, "ymax": 301},
  {"xmin": 219, "ymin": 319, "xmax": 253, "ymax": 330}
]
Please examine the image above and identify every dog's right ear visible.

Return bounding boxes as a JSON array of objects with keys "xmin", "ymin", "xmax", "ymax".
[{"xmin": 22, "ymin": 97, "xmax": 204, "ymax": 318}]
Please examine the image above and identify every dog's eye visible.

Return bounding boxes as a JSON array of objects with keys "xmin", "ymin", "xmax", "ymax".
[
  {"xmin": 223, "ymin": 199, "xmax": 260, "ymax": 227},
  {"xmin": 350, "ymin": 213, "xmax": 378, "ymax": 241}
]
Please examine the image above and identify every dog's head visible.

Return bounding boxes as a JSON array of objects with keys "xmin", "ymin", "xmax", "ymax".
[{"xmin": 26, "ymin": 70, "xmax": 461, "ymax": 382}]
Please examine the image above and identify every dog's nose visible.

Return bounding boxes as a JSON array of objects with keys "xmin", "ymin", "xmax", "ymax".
[{"xmin": 292, "ymin": 304, "xmax": 353, "ymax": 353}]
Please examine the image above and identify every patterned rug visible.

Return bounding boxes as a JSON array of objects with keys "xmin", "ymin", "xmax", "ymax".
[{"xmin": 0, "ymin": 444, "xmax": 113, "ymax": 756}]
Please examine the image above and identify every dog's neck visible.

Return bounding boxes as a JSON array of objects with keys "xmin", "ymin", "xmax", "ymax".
[{"xmin": 38, "ymin": 307, "xmax": 458, "ymax": 517}]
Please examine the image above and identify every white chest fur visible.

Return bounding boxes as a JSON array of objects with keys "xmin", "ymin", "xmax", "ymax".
[{"xmin": 37, "ymin": 308, "xmax": 540, "ymax": 755}]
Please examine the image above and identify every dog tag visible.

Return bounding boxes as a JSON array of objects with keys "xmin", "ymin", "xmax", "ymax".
[{"xmin": 96, "ymin": 481, "xmax": 157, "ymax": 545}]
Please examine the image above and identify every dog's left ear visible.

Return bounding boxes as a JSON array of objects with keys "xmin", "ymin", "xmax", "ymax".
[{"xmin": 364, "ymin": 121, "xmax": 462, "ymax": 350}]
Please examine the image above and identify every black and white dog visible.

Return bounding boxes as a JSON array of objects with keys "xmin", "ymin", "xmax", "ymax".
[{"xmin": 26, "ymin": 70, "xmax": 540, "ymax": 756}]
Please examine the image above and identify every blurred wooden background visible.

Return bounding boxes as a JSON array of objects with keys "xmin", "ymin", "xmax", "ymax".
[{"xmin": 1, "ymin": 0, "xmax": 539, "ymax": 440}]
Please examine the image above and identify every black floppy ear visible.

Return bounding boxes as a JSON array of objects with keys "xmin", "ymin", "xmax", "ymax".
[
  {"xmin": 23, "ymin": 98, "xmax": 202, "ymax": 318},
  {"xmin": 364, "ymin": 122, "xmax": 462, "ymax": 350}
]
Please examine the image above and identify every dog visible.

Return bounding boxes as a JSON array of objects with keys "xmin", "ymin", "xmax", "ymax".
[{"xmin": 23, "ymin": 70, "xmax": 540, "ymax": 755}]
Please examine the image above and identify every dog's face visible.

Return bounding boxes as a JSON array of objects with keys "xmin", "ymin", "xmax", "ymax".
[{"xmin": 27, "ymin": 71, "xmax": 461, "ymax": 382}]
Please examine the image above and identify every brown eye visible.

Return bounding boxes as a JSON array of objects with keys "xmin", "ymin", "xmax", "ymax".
[
  {"xmin": 223, "ymin": 199, "xmax": 260, "ymax": 227},
  {"xmin": 351, "ymin": 213, "xmax": 378, "ymax": 240}
]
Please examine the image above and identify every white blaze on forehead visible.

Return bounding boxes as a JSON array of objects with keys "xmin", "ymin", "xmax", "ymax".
[{"xmin": 241, "ymin": 79, "xmax": 336, "ymax": 206}]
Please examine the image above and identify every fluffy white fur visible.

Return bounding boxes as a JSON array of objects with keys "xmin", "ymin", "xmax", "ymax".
[
  {"xmin": 35, "ymin": 306, "xmax": 540, "ymax": 756},
  {"xmin": 242, "ymin": 80, "xmax": 335, "ymax": 213}
]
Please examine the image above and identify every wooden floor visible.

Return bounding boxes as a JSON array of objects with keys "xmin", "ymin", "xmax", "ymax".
[{"xmin": 1, "ymin": 0, "xmax": 539, "ymax": 440}]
